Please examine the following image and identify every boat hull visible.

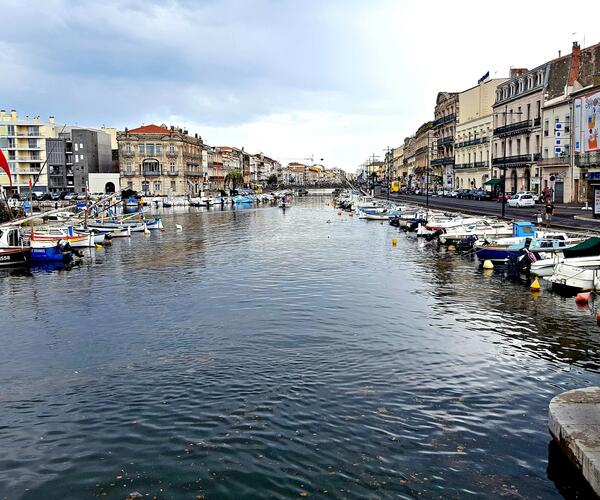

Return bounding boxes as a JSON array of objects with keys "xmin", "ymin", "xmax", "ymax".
[
  {"xmin": 0, "ymin": 247, "xmax": 30, "ymax": 266},
  {"xmin": 30, "ymin": 242, "xmax": 72, "ymax": 262}
]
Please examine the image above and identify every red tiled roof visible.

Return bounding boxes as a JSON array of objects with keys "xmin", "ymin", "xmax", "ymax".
[{"xmin": 128, "ymin": 124, "xmax": 171, "ymax": 134}]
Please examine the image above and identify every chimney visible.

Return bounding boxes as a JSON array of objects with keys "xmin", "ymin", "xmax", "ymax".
[
  {"xmin": 568, "ymin": 41, "xmax": 581, "ymax": 86},
  {"xmin": 49, "ymin": 115, "xmax": 55, "ymax": 124},
  {"xmin": 10, "ymin": 109, "xmax": 16, "ymax": 120}
]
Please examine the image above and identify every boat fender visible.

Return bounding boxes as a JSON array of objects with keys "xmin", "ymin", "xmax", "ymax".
[
  {"xmin": 576, "ymin": 292, "xmax": 591, "ymax": 305},
  {"xmin": 95, "ymin": 244, "xmax": 103, "ymax": 250},
  {"xmin": 482, "ymin": 260, "xmax": 494, "ymax": 270},
  {"xmin": 448, "ymin": 245, "xmax": 456, "ymax": 251},
  {"xmin": 392, "ymin": 238, "xmax": 397, "ymax": 247},
  {"xmin": 530, "ymin": 277, "xmax": 541, "ymax": 291}
]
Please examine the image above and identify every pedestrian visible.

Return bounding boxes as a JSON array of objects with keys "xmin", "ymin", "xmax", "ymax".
[
  {"xmin": 536, "ymin": 209, "xmax": 543, "ymax": 228},
  {"xmin": 545, "ymin": 199, "xmax": 555, "ymax": 227}
]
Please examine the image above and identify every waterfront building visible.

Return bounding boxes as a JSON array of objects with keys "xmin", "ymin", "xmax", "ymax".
[
  {"xmin": 492, "ymin": 67, "xmax": 546, "ymax": 194},
  {"xmin": 46, "ymin": 127, "xmax": 113, "ymax": 194},
  {"xmin": 0, "ymin": 110, "xmax": 59, "ymax": 194},
  {"xmin": 117, "ymin": 124, "xmax": 204, "ymax": 196},
  {"xmin": 392, "ymin": 145, "xmax": 404, "ymax": 180},
  {"xmin": 403, "ymin": 136, "xmax": 416, "ymax": 188},
  {"xmin": 207, "ymin": 147, "xmax": 225, "ymax": 190},
  {"xmin": 454, "ymin": 78, "xmax": 507, "ymax": 192},
  {"xmin": 280, "ymin": 162, "xmax": 307, "ymax": 185},
  {"xmin": 413, "ymin": 122, "xmax": 434, "ymax": 189},
  {"xmin": 432, "ymin": 92, "xmax": 459, "ymax": 192}
]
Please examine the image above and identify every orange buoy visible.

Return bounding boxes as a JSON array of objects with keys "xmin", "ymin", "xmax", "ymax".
[
  {"xmin": 596, "ymin": 313, "xmax": 600, "ymax": 325},
  {"xmin": 576, "ymin": 292, "xmax": 591, "ymax": 304}
]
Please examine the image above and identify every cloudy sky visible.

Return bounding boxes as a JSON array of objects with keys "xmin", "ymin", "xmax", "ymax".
[{"xmin": 1, "ymin": 0, "xmax": 597, "ymax": 171}]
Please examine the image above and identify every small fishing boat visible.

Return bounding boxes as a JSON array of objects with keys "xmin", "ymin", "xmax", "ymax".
[
  {"xmin": 0, "ymin": 227, "xmax": 30, "ymax": 266},
  {"xmin": 29, "ymin": 240, "xmax": 75, "ymax": 262},
  {"xmin": 546, "ymin": 263, "xmax": 600, "ymax": 293},
  {"xmin": 30, "ymin": 226, "xmax": 95, "ymax": 248},
  {"xmin": 473, "ymin": 222, "xmax": 577, "ymax": 264},
  {"xmin": 233, "ymin": 195, "xmax": 255, "ymax": 204}
]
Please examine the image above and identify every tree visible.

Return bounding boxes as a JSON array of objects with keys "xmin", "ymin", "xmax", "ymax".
[
  {"xmin": 224, "ymin": 169, "xmax": 244, "ymax": 192},
  {"xmin": 267, "ymin": 174, "xmax": 278, "ymax": 186}
]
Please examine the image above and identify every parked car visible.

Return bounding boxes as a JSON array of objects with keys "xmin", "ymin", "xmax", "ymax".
[
  {"xmin": 448, "ymin": 190, "xmax": 459, "ymax": 198},
  {"xmin": 456, "ymin": 188, "xmax": 470, "ymax": 199},
  {"xmin": 514, "ymin": 191, "xmax": 541, "ymax": 203},
  {"xmin": 64, "ymin": 193, "xmax": 76, "ymax": 201},
  {"xmin": 413, "ymin": 189, "xmax": 421, "ymax": 195},
  {"xmin": 497, "ymin": 192, "xmax": 513, "ymax": 203},
  {"xmin": 507, "ymin": 193, "xmax": 535, "ymax": 208},
  {"xmin": 76, "ymin": 193, "xmax": 87, "ymax": 200}
]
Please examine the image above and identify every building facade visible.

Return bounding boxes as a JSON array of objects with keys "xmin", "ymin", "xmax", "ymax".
[
  {"xmin": 454, "ymin": 78, "xmax": 507, "ymax": 191},
  {"xmin": 46, "ymin": 127, "xmax": 113, "ymax": 194},
  {"xmin": 413, "ymin": 122, "xmax": 434, "ymax": 189},
  {"xmin": 118, "ymin": 124, "xmax": 205, "ymax": 196},
  {"xmin": 492, "ymin": 67, "xmax": 545, "ymax": 194},
  {"xmin": 0, "ymin": 110, "xmax": 58, "ymax": 194},
  {"xmin": 432, "ymin": 92, "xmax": 458, "ymax": 191}
]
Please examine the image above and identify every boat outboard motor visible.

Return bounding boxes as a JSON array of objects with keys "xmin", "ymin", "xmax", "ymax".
[{"xmin": 456, "ymin": 235, "xmax": 478, "ymax": 252}]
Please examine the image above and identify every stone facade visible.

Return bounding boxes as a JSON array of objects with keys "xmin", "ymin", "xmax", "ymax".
[
  {"xmin": 118, "ymin": 124, "xmax": 205, "ymax": 196},
  {"xmin": 454, "ymin": 78, "xmax": 507, "ymax": 191},
  {"xmin": 433, "ymin": 92, "xmax": 458, "ymax": 191}
]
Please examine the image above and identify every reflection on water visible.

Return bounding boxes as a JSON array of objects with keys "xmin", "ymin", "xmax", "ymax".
[{"xmin": 1, "ymin": 198, "xmax": 599, "ymax": 499}]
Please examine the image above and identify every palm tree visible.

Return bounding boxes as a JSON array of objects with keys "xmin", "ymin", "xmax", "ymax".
[{"xmin": 224, "ymin": 169, "xmax": 244, "ymax": 193}]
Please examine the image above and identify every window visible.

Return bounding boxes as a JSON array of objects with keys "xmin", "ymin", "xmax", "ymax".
[
  {"xmin": 80, "ymin": 143, "xmax": 84, "ymax": 149},
  {"xmin": 544, "ymin": 120, "xmax": 549, "ymax": 137},
  {"xmin": 518, "ymin": 80, "xmax": 524, "ymax": 93},
  {"xmin": 74, "ymin": 143, "xmax": 79, "ymax": 152},
  {"xmin": 516, "ymin": 138, "xmax": 521, "ymax": 155},
  {"xmin": 141, "ymin": 181, "xmax": 150, "ymax": 193},
  {"xmin": 126, "ymin": 160, "xmax": 132, "ymax": 173},
  {"xmin": 155, "ymin": 144, "xmax": 162, "ymax": 154},
  {"xmin": 536, "ymin": 100, "xmax": 541, "ymax": 119},
  {"xmin": 153, "ymin": 181, "xmax": 161, "ymax": 192},
  {"xmin": 75, "ymin": 154, "xmax": 79, "ymax": 162},
  {"xmin": 125, "ymin": 143, "xmax": 131, "ymax": 153},
  {"xmin": 169, "ymin": 143, "xmax": 175, "ymax": 154},
  {"xmin": 565, "ymin": 115, "xmax": 570, "ymax": 133},
  {"xmin": 127, "ymin": 181, "xmax": 133, "ymax": 189},
  {"xmin": 169, "ymin": 161, "xmax": 175, "ymax": 173},
  {"xmin": 525, "ymin": 137, "xmax": 530, "ymax": 154},
  {"xmin": 139, "ymin": 144, "xmax": 145, "ymax": 154},
  {"xmin": 146, "ymin": 144, "xmax": 154, "ymax": 155},
  {"xmin": 28, "ymin": 126, "xmax": 39, "ymax": 136},
  {"xmin": 28, "ymin": 138, "xmax": 37, "ymax": 148},
  {"xmin": 544, "ymin": 147, "xmax": 549, "ymax": 158},
  {"xmin": 527, "ymin": 103, "xmax": 531, "ymax": 120},
  {"xmin": 535, "ymin": 135, "xmax": 540, "ymax": 152},
  {"xmin": 170, "ymin": 181, "xmax": 176, "ymax": 191}
]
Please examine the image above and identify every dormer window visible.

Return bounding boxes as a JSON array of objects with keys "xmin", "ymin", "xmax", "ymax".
[{"xmin": 518, "ymin": 79, "xmax": 524, "ymax": 93}]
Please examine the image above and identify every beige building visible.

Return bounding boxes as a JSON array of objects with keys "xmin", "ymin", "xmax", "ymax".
[
  {"xmin": 0, "ymin": 110, "xmax": 59, "ymax": 194},
  {"xmin": 118, "ymin": 124, "xmax": 205, "ymax": 196},
  {"xmin": 432, "ymin": 92, "xmax": 458, "ymax": 191},
  {"xmin": 413, "ymin": 122, "xmax": 434, "ymax": 189},
  {"xmin": 492, "ymin": 67, "xmax": 545, "ymax": 194},
  {"xmin": 454, "ymin": 78, "xmax": 507, "ymax": 191},
  {"xmin": 392, "ymin": 145, "xmax": 404, "ymax": 180},
  {"xmin": 403, "ymin": 136, "xmax": 416, "ymax": 187}
]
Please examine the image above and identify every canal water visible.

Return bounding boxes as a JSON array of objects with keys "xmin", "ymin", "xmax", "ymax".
[{"xmin": 1, "ymin": 198, "xmax": 600, "ymax": 499}]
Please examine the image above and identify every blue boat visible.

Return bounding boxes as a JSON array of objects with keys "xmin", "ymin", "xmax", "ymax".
[
  {"xmin": 30, "ymin": 241, "xmax": 73, "ymax": 262},
  {"xmin": 474, "ymin": 221, "xmax": 576, "ymax": 263}
]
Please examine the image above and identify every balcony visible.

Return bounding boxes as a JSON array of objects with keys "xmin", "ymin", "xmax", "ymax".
[
  {"xmin": 455, "ymin": 137, "xmax": 489, "ymax": 148},
  {"xmin": 536, "ymin": 156, "xmax": 571, "ymax": 167},
  {"xmin": 184, "ymin": 171, "xmax": 204, "ymax": 177},
  {"xmin": 121, "ymin": 171, "xmax": 137, "ymax": 177},
  {"xmin": 142, "ymin": 169, "xmax": 161, "ymax": 176},
  {"xmin": 122, "ymin": 150, "xmax": 135, "ymax": 158},
  {"xmin": 493, "ymin": 119, "xmax": 531, "ymax": 137},
  {"xmin": 166, "ymin": 171, "xmax": 179, "ymax": 176},
  {"xmin": 454, "ymin": 161, "xmax": 488, "ymax": 170},
  {"xmin": 14, "ymin": 157, "xmax": 43, "ymax": 162},
  {"xmin": 415, "ymin": 146, "xmax": 428, "ymax": 155},
  {"xmin": 576, "ymin": 152, "xmax": 600, "ymax": 167},
  {"xmin": 430, "ymin": 156, "xmax": 454, "ymax": 166},
  {"xmin": 437, "ymin": 136, "xmax": 454, "ymax": 146},
  {"xmin": 492, "ymin": 154, "xmax": 535, "ymax": 166},
  {"xmin": 433, "ymin": 113, "xmax": 456, "ymax": 128},
  {"xmin": 534, "ymin": 117, "xmax": 541, "ymax": 127},
  {"xmin": 166, "ymin": 151, "xmax": 178, "ymax": 159}
]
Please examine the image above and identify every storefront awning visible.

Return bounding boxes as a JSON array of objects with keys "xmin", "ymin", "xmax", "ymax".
[{"xmin": 484, "ymin": 178, "xmax": 502, "ymax": 186}]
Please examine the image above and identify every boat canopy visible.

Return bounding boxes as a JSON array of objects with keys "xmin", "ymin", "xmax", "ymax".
[
  {"xmin": 512, "ymin": 221, "xmax": 536, "ymax": 237},
  {"xmin": 563, "ymin": 237, "xmax": 600, "ymax": 259},
  {"xmin": 484, "ymin": 178, "xmax": 502, "ymax": 186}
]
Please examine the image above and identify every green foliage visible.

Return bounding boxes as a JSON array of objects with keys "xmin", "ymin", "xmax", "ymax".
[
  {"xmin": 224, "ymin": 169, "xmax": 244, "ymax": 190},
  {"xmin": 267, "ymin": 174, "xmax": 278, "ymax": 186}
]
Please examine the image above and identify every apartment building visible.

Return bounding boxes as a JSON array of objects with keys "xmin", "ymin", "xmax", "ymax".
[
  {"xmin": 0, "ymin": 110, "xmax": 58, "ymax": 194},
  {"xmin": 432, "ymin": 92, "xmax": 458, "ymax": 191},
  {"xmin": 413, "ymin": 122, "xmax": 434, "ymax": 189},
  {"xmin": 454, "ymin": 78, "xmax": 507, "ymax": 191},
  {"xmin": 118, "ymin": 124, "xmax": 205, "ymax": 196}
]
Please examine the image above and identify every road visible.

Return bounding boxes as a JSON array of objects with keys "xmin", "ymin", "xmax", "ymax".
[{"xmin": 379, "ymin": 193, "xmax": 600, "ymax": 233}]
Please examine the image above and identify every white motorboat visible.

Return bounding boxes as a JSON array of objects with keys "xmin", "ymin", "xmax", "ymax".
[
  {"xmin": 546, "ymin": 262, "xmax": 600, "ymax": 292},
  {"xmin": 533, "ymin": 237, "xmax": 600, "ymax": 277}
]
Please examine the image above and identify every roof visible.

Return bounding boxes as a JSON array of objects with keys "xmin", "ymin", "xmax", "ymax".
[{"xmin": 128, "ymin": 124, "xmax": 171, "ymax": 134}]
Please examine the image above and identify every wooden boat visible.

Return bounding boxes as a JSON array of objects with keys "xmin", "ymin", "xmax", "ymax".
[
  {"xmin": 0, "ymin": 247, "xmax": 30, "ymax": 266},
  {"xmin": 29, "ymin": 240, "xmax": 74, "ymax": 262},
  {"xmin": 30, "ymin": 226, "xmax": 95, "ymax": 248}
]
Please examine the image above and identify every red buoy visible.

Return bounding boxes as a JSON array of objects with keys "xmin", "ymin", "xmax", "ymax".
[
  {"xmin": 576, "ymin": 292, "xmax": 591, "ymax": 304},
  {"xmin": 596, "ymin": 313, "xmax": 600, "ymax": 325}
]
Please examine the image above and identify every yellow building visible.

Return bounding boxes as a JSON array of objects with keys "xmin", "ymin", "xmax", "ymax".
[
  {"xmin": 0, "ymin": 110, "xmax": 59, "ymax": 194},
  {"xmin": 454, "ymin": 78, "xmax": 507, "ymax": 191}
]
